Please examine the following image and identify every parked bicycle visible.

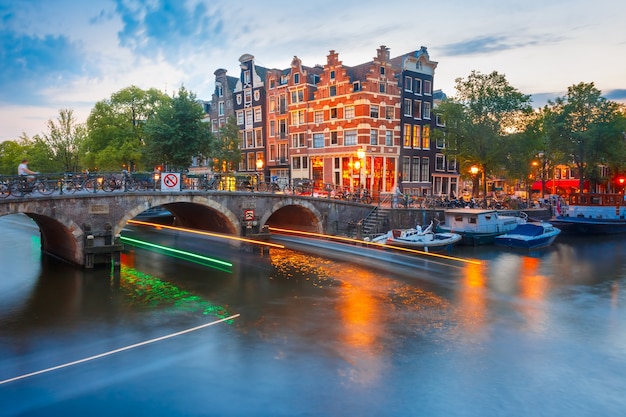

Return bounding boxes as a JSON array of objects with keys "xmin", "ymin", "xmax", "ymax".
[{"xmin": 102, "ymin": 170, "xmax": 136, "ymax": 192}]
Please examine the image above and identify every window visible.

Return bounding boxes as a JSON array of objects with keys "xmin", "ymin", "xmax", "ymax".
[
  {"xmin": 293, "ymin": 156, "xmax": 301, "ymax": 169},
  {"xmin": 386, "ymin": 106, "xmax": 394, "ymax": 120},
  {"xmin": 255, "ymin": 129, "xmax": 263, "ymax": 147},
  {"xmin": 436, "ymin": 114, "xmax": 445, "ymax": 126},
  {"xmin": 403, "ymin": 124, "xmax": 411, "ymax": 147},
  {"xmin": 412, "ymin": 157, "xmax": 420, "ymax": 182},
  {"xmin": 270, "ymin": 120, "xmax": 275, "ymax": 137},
  {"xmin": 380, "ymin": 66, "xmax": 385, "ymax": 75},
  {"xmin": 314, "ymin": 110, "xmax": 324, "ymax": 123},
  {"xmin": 385, "ymin": 130, "xmax": 393, "ymax": 146},
  {"xmin": 218, "ymin": 101, "xmax": 224, "ymax": 116},
  {"xmin": 414, "ymin": 79, "xmax": 422, "ymax": 95},
  {"xmin": 216, "ymin": 84, "xmax": 223, "ymax": 97},
  {"xmin": 294, "ymin": 73, "xmax": 300, "ymax": 84},
  {"xmin": 212, "ymin": 119, "xmax": 218, "ymax": 133},
  {"xmin": 254, "ymin": 107, "xmax": 261, "ymax": 122},
  {"xmin": 279, "ymin": 119, "xmax": 287, "ymax": 138},
  {"xmin": 292, "ymin": 133, "xmax": 305, "ymax": 148},
  {"xmin": 246, "ymin": 131, "xmax": 254, "ymax": 148},
  {"xmin": 291, "ymin": 110, "xmax": 305, "ymax": 126},
  {"xmin": 404, "ymin": 76, "xmax": 413, "ymax": 91},
  {"xmin": 330, "ymin": 108, "xmax": 338, "ymax": 119},
  {"xmin": 353, "ymin": 81, "xmax": 361, "ymax": 91},
  {"xmin": 331, "ymin": 131, "xmax": 338, "ymax": 145},
  {"xmin": 269, "ymin": 98, "xmax": 276, "ymax": 113},
  {"xmin": 236, "ymin": 111, "xmax": 244, "ymax": 125},
  {"xmin": 404, "ymin": 98, "xmax": 412, "ymax": 116},
  {"xmin": 291, "ymin": 89, "xmax": 305, "ymax": 103},
  {"xmin": 447, "ymin": 157, "xmax": 456, "ymax": 172},
  {"xmin": 244, "ymin": 70, "xmax": 251, "ymax": 85},
  {"xmin": 379, "ymin": 83, "xmax": 386, "ymax": 93},
  {"xmin": 330, "ymin": 70, "xmax": 335, "ymax": 79},
  {"xmin": 245, "ymin": 110, "xmax": 253, "ymax": 126},
  {"xmin": 402, "ymin": 157, "xmax": 410, "ymax": 182},
  {"xmin": 436, "ymin": 154, "xmax": 445, "ymax": 171},
  {"xmin": 345, "ymin": 106, "xmax": 355, "ymax": 119},
  {"xmin": 370, "ymin": 105, "xmax": 379, "ymax": 118},
  {"xmin": 413, "ymin": 100, "xmax": 422, "ymax": 119},
  {"xmin": 424, "ymin": 102, "xmax": 431, "ymax": 119},
  {"xmin": 244, "ymin": 90, "xmax": 252, "ymax": 106},
  {"xmin": 313, "ymin": 133, "xmax": 324, "ymax": 148},
  {"xmin": 422, "ymin": 125, "xmax": 430, "ymax": 149},
  {"xmin": 370, "ymin": 129, "xmax": 378, "ymax": 145},
  {"xmin": 421, "ymin": 157, "xmax": 429, "ymax": 182},
  {"xmin": 424, "ymin": 80, "xmax": 432, "ymax": 95},
  {"xmin": 344, "ymin": 130, "xmax": 357, "ymax": 145},
  {"xmin": 436, "ymin": 134, "xmax": 445, "ymax": 149},
  {"xmin": 329, "ymin": 85, "xmax": 337, "ymax": 96},
  {"xmin": 412, "ymin": 125, "xmax": 420, "ymax": 148}
]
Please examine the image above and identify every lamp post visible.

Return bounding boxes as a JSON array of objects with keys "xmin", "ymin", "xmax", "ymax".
[
  {"xmin": 470, "ymin": 166, "xmax": 479, "ymax": 199},
  {"xmin": 256, "ymin": 158, "xmax": 264, "ymax": 190},
  {"xmin": 356, "ymin": 148, "xmax": 365, "ymax": 193}
]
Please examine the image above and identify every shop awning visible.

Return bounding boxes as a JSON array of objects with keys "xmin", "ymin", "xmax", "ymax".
[{"xmin": 531, "ymin": 179, "xmax": 587, "ymax": 191}]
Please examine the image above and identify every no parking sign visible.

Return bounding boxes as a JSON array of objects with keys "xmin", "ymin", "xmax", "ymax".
[{"xmin": 161, "ymin": 173, "xmax": 180, "ymax": 192}]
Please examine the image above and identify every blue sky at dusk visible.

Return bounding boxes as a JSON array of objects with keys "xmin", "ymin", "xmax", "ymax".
[{"xmin": 1, "ymin": 0, "xmax": 625, "ymax": 141}]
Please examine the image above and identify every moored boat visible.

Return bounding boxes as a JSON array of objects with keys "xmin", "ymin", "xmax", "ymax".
[
  {"xmin": 550, "ymin": 193, "xmax": 626, "ymax": 234},
  {"xmin": 494, "ymin": 222, "xmax": 561, "ymax": 249},
  {"xmin": 437, "ymin": 208, "xmax": 527, "ymax": 245},
  {"xmin": 370, "ymin": 221, "xmax": 462, "ymax": 252}
]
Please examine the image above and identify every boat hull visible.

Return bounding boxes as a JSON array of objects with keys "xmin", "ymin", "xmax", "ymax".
[
  {"xmin": 494, "ymin": 233, "xmax": 558, "ymax": 249},
  {"xmin": 385, "ymin": 233, "xmax": 462, "ymax": 252},
  {"xmin": 551, "ymin": 217, "xmax": 626, "ymax": 234}
]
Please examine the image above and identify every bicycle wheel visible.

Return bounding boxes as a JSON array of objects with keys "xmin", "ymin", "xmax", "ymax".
[
  {"xmin": 101, "ymin": 178, "xmax": 117, "ymax": 192},
  {"xmin": 82, "ymin": 178, "xmax": 98, "ymax": 193},
  {"xmin": 124, "ymin": 180, "xmax": 136, "ymax": 192},
  {"xmin": 36, "ymin": 180, "xmax": 55, "ymax": 195}
]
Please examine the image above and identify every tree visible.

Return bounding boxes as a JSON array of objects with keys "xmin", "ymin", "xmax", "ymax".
[
  {"xmin": 40, "ymin": 108, "xmax": 87, "ymax": 172},
  {"xmin": 210, "ymin": 116, "xmax": 241, "ymax": 173},
  {"xmin": 86, "ymin": 85, "xmax": 170, "ymax": 171},
  {"xmin": 143, "ymin": 86, "xmax": 211, "ymax": 170},
  {"xmin": 435, "ymin": 70, "xmax": 532, "ymax": 201},
  {"xmin": 551, "ymin": 82, "xmax": 626, "ymax": 192}
]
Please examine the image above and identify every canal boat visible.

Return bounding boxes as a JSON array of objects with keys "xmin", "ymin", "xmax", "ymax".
[
  {"xmin": 437, "ymin": 208, "xmax": 527, "ymax": 246},
  {"xmin": 370, "ymin": 221, "xmax": 462, "ymax": 252},
  {"xmin": 494, "ymin": 222, "xmax": 561, "ymax": 249},
  {"xmin": 550, "ymin": 193, "xmax": 626, "ymax": 234}
]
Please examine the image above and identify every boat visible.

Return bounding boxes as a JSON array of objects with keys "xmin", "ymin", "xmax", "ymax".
[
  {"xmin": 370, "ymin": 221, "xmax": 462, "ymax": 252},
  {"xmin": 494, "ymin": 222, "xmax": 561, "ymax": 249},
  {"xmin": 550, "ymin": 193, "xmax": 626, "ymax": 234},
  {"xmin": 437, "ymin": 208, "xmax": 527, "ymax": 246}
]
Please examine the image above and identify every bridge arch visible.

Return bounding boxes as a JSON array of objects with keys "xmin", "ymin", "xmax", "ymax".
[
  {"xmin": 261, "ymin": 198, "xmax": 324, "ymax": 233},
  {"xmin": 115, "ymin": 196, "xmax": 241, "ymax": 235}
]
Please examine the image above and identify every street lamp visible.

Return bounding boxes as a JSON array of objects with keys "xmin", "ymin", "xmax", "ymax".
[
  {"xmin": 256, "ymin": 158, "xmax": 264, "ymax": 190},
  {"xmin": 470, "ymin": 166, "xmax": 479, "ymax": 198}
]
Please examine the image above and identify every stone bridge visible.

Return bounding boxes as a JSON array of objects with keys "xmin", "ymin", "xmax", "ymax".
[{"xmin": 0, "ymin": 191, "xmax": 375, "ymax": 268}]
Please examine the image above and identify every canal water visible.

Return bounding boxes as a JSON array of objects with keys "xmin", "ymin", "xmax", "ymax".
[{"xmin": 1, "ymin": 213, "xmax": 626, "ymax": 417}]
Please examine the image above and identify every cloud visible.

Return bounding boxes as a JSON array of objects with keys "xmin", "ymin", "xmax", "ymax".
[
  {"xmin": 440, "ymin": 33, "xmax": 558, "ymax": 57},
  {"xmin": 0, "ymin": 30, "xmax": 88, "ymax": 105},
  {"xmin": 113, "ymin": 0, "xmax": 224, "ymax": 60},
  {"xmin": 604, "ymin": 89, "xmax": 626, "ymax": 102}
]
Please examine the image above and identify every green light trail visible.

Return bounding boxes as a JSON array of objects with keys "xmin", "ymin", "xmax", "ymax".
[{"xmin": 120, "ymin": 235, "xmax": 233, "ymax": 272}]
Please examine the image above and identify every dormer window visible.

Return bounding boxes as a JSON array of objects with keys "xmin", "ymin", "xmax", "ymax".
[
  {"xmin": 330, "ymin": 70, "xmax": 335, "ymax": 80},
  {"xmin": 294, "ymin": 73, "xmax": 300, "ymax": 84}
]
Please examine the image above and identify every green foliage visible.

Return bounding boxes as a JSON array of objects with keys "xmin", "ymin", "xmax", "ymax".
[
  {"xmin": 143, "ymin": 86, "xmax": 211, "ymax": 170},
  {"xmin": 86, "ymin": 85, "xmax": 170, "ymax": 171},
  {"xmin": 40, "ymin": 108, "xmax": 87, "ymax": 172},
  {"xmin": 436, "ymin": 70, "xmax": 532, "ymax": 196},
  {"xmin": 209, "ymin": 116, "xmax": 241, "ymax": 172}
]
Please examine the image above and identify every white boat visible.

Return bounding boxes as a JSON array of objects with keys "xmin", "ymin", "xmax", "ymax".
[
  {"xmin": 437, "ymin": 208, "xmax": 527, "ymax": 245},
  {"xmin": 494, "ymin": 222, "xmax": 561, "ymax": 249},
  {"xmin": 370, "ymin": 221, "xmax": 462, "ymax": 252}
]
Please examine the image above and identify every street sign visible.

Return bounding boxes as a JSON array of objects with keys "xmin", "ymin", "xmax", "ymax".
[
  {"xmin": 161, "ymin": 173, "xmax": 180, "ymax": 192},
  {"xmin": 244, "ymin": 209, "xmax": 255, "ymax": 221}
]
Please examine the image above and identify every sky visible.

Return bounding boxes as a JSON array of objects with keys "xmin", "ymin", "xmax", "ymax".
[{"xmin": 1, "ymin": 0, "xmax": 625, "ymax": 142}]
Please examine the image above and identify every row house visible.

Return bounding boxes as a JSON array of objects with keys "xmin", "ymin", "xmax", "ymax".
[
  {"xmin": 208, "ymin": 45, "xmax": 459, "ymax": 197},
  {"xmin": 393, "ymin": 46, "xmax": 459, "ymax": 198},
  {"xmin": 233, "ymin": 54, "xmax": 268, "ymax": 175}
]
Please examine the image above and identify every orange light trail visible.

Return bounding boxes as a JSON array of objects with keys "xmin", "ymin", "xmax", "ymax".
[
  {"xmin": 127, "ymin": 219, "xmax": 285, "ymax": 249},
  {"xmin": 268, "ymin": 226, "xmax": 482, "ymax": 265}
]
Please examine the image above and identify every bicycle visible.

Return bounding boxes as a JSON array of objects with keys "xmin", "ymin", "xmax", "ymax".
[
  {"xmin": 9, "ymin": 175, "xmax": 55, "ymax": 197},
  {"xmin": 102, "ymin": 170, "xmax": 136, "ymax": 192}
]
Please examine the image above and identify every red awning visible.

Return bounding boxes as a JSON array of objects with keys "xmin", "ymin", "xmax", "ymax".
[{"xmin": 531, "ymin": 179, "xmax": 587, "ymax": 191}]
